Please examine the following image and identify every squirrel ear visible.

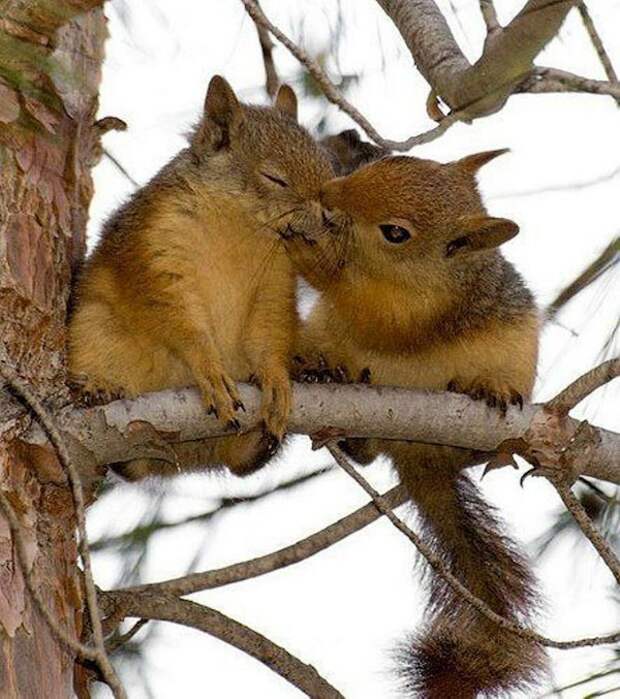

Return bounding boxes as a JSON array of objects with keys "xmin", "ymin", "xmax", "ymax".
[
  {"xmin": 204, "ymin": 75, "xmax": 242, "ymax": 126},
  {"xmin": 454, "ymin": 148, "xmax": 510, "ymax": 175},
  {"xmin": 275, "ymin": 84, "xmax": 298, "ymax": 121},
  {"xmin": 446, "ymin": 216, "xmax": 519, "ymax": 257},
  {"xmin": 192, "ymin": 75, "xmax": 243, "ymax": 155}
]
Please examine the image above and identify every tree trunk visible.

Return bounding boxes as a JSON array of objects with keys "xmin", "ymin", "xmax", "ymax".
[{"xmin": 0, "ymin": 2, "xmax": 106, "ymax": 696}]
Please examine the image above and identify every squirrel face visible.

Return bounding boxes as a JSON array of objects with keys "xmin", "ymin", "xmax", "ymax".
[
  {"xmin": 190, "ymin": 76, "xmax": 333, "ymax": 238},
  {"xmin": 318, "ymin": 151, "xmax": 518, "ymax": 287}
]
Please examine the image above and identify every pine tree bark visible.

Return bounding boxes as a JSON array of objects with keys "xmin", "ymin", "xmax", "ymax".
[{"xmin": 0, "ymin": 2, "xmax": 106, "ymax": 696}]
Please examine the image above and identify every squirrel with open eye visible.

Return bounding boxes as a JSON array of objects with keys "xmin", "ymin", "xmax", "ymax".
[
  {"xmin": 284, "ymin": 150, "xmax": 547, "ymax": 698},
  {"xmin": 68, "ymin": 76, "xmax": 334, "ymax": 480}
]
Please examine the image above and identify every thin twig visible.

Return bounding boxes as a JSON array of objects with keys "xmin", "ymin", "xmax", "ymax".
[
  {"xmin": 239, "ymin": 0, "xmax": 464, "ymax": 150},
  {"xmin": 0, "ymin": 360, "xmax": 126, "ymax": 699},
  {"xmin": 577, "ymin": 2, "xmax": 620, "ymax": 106},
  {"xmin": 247, "ymin": 0, "xmax": 279, "ymax": 98},
  {"xmin": 103, "ymin": 148, "xmax": 138, "ymax": 188},
  {"xmin": 554, "ymin": 482, "xmax": 620, "ymax": 585},
  {"xmin": 520, "ymin": 66, "xmax": 620, "ymax": 99},
  {"xmin": 106, "ymin": 618, "xmax": 149, "ymax": 654},
  {"xmin": 479, "ymin": 0, "xmax": 500, "ymax": 34},
  {"xmin": 125, "ymin": 484, "xmax": 408, "ymax": 597},
  {"xmin": 546, "ymin": 357, "xmax": 620, "ymax": 416},
  {"xmin": 105, "ymin": 591, "xmax": 345, "ymax": 699},
  {"xmin": 240, "ymin": 0, "xmax": 385, "ymax": 144},
  {"xmin": 326, "ymin": 442, "xmax": 620, "ymax": 649},
  {"xmin": 547, "ymin": 236, "xmax": 619, "ymax": 318}
]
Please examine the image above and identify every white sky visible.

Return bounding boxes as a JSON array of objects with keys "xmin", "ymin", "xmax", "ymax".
[{"xmin": 87, "ymin": 1, "xmax": 620, "ymax": 697}]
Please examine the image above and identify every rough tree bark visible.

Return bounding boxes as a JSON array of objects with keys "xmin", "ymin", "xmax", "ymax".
[{"xmin": 0, "ymin": 2, "xmax": 106, "ymax": 696}]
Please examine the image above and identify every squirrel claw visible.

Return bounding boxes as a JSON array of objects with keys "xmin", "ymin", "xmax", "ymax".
[{"xmin": 448, "ymin": 376, "xmax": 523, "ymax": 419}]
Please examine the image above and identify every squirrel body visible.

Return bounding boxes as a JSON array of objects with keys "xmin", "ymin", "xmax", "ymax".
[
  {"xmin": 287, "ymin": 151, "xmax": 546, "ymax": 697},
  {"xmin": 69, "ymin": 76, "xmax": 333, "ymax": 479}
]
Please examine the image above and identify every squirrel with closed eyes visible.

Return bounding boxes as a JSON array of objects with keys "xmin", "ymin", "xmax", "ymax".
[
  {"xmin": 68, "ymin": 76, "xmax": 334, "ymax": 480},
  {"xmin": 285, "ymin": 150, "xmax": 547, "ymax": 698}
]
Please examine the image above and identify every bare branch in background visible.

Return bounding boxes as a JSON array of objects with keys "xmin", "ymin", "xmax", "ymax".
[
  {"xmin": 104, "ymin": 591, "xmax": 345, "ymax": 699},
  {"xmin": 577, "ymin": 1, "xmax": 620, "ymax": 106},
  {"xmin": 125, "ymin": 484, "xmax": 408, "ymax": 597},
  {"xmin": 239, "ymin": 0, "xmax": 463, "ymax": 149},
  {"xmin": 241, "ymin": 0, "xmax": 620, "ymax": 152},
  {"xmin": 91, "ymin": 464, "xmax": 333, "ymax": 553},
  {"xmin": 519, "ymin": 66, "xmax": 620, "ymax": 99},
  {"xmin": 246, "ymin": 0, "xmax": 279, "ymax": 97},
  {"xmin": 554, "ymin": 482, "xmax": 620, "ymax": 585},
  {"xmin": 325, "ymin": 442, "xmax": 620, "ymax": 649},
  {"xmin": 104, "ymin": 148, "xmax": 139, "ymax": 188}
]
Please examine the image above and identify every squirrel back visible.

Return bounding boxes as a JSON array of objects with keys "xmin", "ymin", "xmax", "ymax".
[{"xmin": 287, "ymin": 150, "xmax": 547, "ymax": 697}]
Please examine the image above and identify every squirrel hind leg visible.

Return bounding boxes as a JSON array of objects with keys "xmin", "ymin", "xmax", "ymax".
[{"xmin": 110, "ymin": 432, "xmax": 281, "ymax": 481}]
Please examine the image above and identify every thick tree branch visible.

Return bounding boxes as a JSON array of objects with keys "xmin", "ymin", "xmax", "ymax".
[
  {"xmin": 104, "ymin": 591, "xmax": 345, "ymax": 699},
  {"xmin": 13, "ymin": 369, "xmax": 616, "ymax": 484},
  {"xmin": 376, "ymin": 0, "xmax": 578, "ymax": 117}
]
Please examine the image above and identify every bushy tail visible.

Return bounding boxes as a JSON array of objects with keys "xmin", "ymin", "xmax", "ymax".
[{"xmin": 395, "ymin": 461, "xmax": 548, "ymax": 698}]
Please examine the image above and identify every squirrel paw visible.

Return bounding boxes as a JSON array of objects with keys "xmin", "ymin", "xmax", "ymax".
[
  {"xmin": 251, "ymin": 369, "xmax": 291, "ymax": 442},
  {"xmin": 292, "ymin": 355, "xmax": 370, "ymax": 385},
  {"xmin": 68, "ymin": 374, "xmax": 126, "ymax": 406},
  {"xmin": 198, "ymin": 371, "xmax": 245, "ymax": 428},
  {"xmin": 447, "ymin": 377, "xmax": 523, "ymax": 417}
]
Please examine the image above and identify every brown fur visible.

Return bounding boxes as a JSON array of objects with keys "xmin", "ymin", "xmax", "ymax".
[
  {"xmin": 320, "ymin": 128, "xmax": 389, "ymax": 176},
  {"xmin": 286, "ymin": 152, "xmax": 547, "ymax": 697},
  {"xmin": 68, "ymin": 76, "xmax": 334, "ymax": 479}
]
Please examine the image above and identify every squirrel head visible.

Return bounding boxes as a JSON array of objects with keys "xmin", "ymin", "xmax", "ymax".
[
  {"xmin": 189, "ymin": 75, "xmax": 333, "ymax": 235},
  {"xmin": 318, "ymin": 150, "xmax": 518, "ymax": 286}
]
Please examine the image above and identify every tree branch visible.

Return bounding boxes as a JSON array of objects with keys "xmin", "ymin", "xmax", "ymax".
[
  {"xmin": 577, "ymin": 1, "xmax": 620, "ymax": 105},
  {"xmin": 554, "ymin": 482, "xmax": 620, "ymax": 585},
  {"xmin": 103, "ymin": 591, "xmax": 345, "ymax": 699},
  {"xmin": 519, "ymin": 66, "xmax": 620, "ymax": 98},
  {"xmin": 547, "ymin": 358, "xmax": 620, "ymax": 417},
  {"xmin": 245, "ymin": 0, "xmax": 279, "ymax": 98},
  {"xmin": 325, "ymin": 442, "xmax": 620, "ymax": 649},
  {"xmin": 479, "ymin": 0, "xmax": 500, "ymax": 35},
  {"xmin": 20, "ymin": 369, "xmax": 617, "ymax": 485},
  {"xmin": 376, "ymin": 0, "xmax": 579, "ymax": 117}
]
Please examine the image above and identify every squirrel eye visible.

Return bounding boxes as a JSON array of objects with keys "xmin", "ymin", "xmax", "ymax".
[
  {"xmin": 380, "ymin": 224, "xmax": 411, "ymax": 244},
  {"xmin": 261, "ymin": 171, "xmax": 288, "ymax": 187}
]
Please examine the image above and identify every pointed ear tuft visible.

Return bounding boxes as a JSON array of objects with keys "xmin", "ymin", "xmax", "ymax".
[
  {"xmin": 204, "ymin": 75, "xmax": 241, "ymax": 127},
  {"xmin": 446, "ymin": 216, "xmax": 519, "ymax": 257},
  {"xmin": 454, "ymin": 148, "xmax": 510, "ymax": 175},
  {"xmin": 275, "ymin": 84, "xmax": 298, "ymax": 121}
]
